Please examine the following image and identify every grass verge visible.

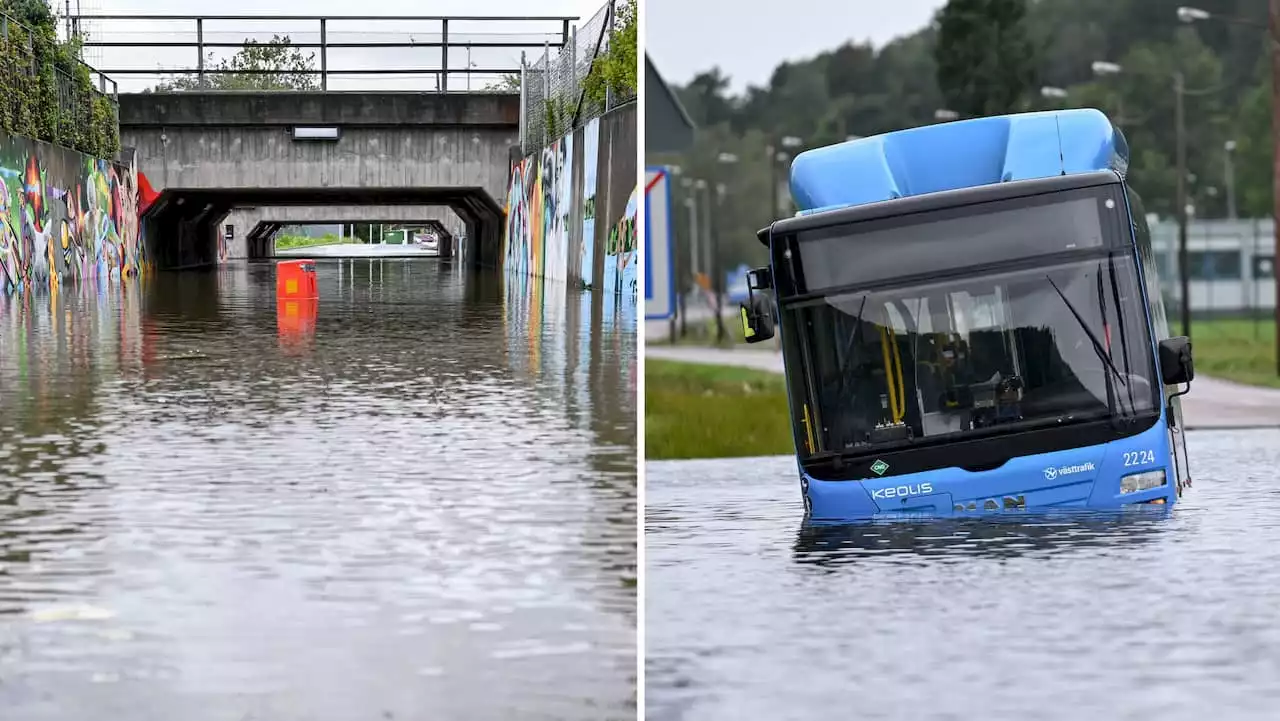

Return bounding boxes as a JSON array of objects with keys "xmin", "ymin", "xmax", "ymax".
[
  {"xmin": 275, "ymin": 233, "xmax": 359, "ymax": 250},
  {"xmin": 645, "ymin": 360, "xmax": 795, "ymax": 460},
  {"xmin": 1192, "ymin": 318, "xmax": 1280, "ymax": 388},
  {"xmin": 648, "ymin": 316, "xmax": 746, "ymax": 347}
]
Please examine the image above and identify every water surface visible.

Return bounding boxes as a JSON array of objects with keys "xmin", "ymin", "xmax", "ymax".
[
  {"xmin": 647, "ymin": 430, "xmax": 1280, "ymax": 721},
  {"xmin": 0, "ymin": 258, "xmax": 636, "ymax": 721}
]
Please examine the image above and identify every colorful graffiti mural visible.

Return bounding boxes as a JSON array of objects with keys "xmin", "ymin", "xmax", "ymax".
[
  {"xmin": 581, "ymin": 119, "xmax": 599, "ymax": 287},
  {"xmin": 505, "ymin": 134, "xmax": 575, "ymax": 285},
  {"xmin": 505, "ymin": 156, "xmax": 535, "ymax": 280},
  {"xmin": 0, "ymin": 132, "xmax": 143, "ymax": 296},
  {"xmin": 603, "ymin": 185, "xmax": 638, "ymax": 298},
  {"xmin": 504, "ymin": 109, "xmax": 635, "ymax": 294}
]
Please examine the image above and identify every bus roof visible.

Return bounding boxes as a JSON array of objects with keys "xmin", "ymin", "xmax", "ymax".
[{"xmin": 788, "ymin": 108, "xmax": 1128, "ymax": 217}]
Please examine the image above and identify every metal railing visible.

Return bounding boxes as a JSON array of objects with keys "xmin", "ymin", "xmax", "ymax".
[
  {"xmin": 519, "ymin": 0, "xmax": 636, "ymax": 154},
  {"xmin": 0, "ymin": 12, "xmax": 119, "ymax": 156},
  {"xmin": 68, "ymin": 14, "xmax": 573, "ymax": 94}
]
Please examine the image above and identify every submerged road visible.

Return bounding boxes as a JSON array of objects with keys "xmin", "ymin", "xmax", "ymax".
[
  {"xmin": 0, "ymin": 259, "xmax": 636, "ymax": 721},
  {"xmin": 646, "ymin": 429, "xmax": 1280, "ymax": 721},
  {"xmin": 646, "ymin": 345, "xmax": 1280, "ymax": 429}
]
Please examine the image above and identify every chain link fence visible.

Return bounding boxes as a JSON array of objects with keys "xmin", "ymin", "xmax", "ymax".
[{"xmin": 520, "ymin": 0, "xmax": 635, "ymax": 154}]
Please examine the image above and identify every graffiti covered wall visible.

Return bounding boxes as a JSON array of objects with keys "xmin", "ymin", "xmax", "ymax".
[
  {"xmin": 503, "ymin": 103, "xmax": 637, "ymax": 294},
  {"xmin": 0, "ymin": 131, "xmax": 143, "ymax": 296},
  {"xmin": 597, "ymin": 106, "xmax": 638, "ymax": 318}
]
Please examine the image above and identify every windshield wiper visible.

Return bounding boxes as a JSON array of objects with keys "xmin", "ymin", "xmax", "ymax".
[
  {"xmin": 1105, "ymin": 253, "xmax": 1138, "ymax": 418},
  {"xmin": 1045, "ymin": 275, "xmax": 1129, "ymax": 423}
]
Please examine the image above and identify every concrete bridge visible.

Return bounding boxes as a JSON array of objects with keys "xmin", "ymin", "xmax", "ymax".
[{"xmin": 120, "ymin": 91, "xmax": 519, "ymax": 270}]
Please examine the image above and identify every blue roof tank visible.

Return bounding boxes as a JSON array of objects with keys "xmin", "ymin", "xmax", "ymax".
[{"xmin": 789, "ymin": 108, "xmax": 1128, "ymax": 215}]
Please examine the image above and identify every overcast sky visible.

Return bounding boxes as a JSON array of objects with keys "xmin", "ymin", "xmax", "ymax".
[
  {"xmin": 647, "ymin": 0, "xmax": 946, "ymax": 93},
  {"xmin": 74, "ymin": 0, "xmax": 607, "ymax": 92}
]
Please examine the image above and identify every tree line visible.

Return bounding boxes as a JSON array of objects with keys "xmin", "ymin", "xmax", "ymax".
[{"xmin": 650, "ymin": 0, "xmax": 1270, "ymax": 281}]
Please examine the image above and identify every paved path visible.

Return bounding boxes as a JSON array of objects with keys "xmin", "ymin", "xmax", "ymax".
[
  {"xmin": 276, "ymin": 244, "xmax": 439, "ymax": 258},
  {"xmin": 647, "ymin": 345, "xmax": 1280, "ymax": 430}
]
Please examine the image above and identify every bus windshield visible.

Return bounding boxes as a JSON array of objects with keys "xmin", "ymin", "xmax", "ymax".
[{"xmin": 775, "ymin": 184, "xmax": 1162, "ymax": 462}]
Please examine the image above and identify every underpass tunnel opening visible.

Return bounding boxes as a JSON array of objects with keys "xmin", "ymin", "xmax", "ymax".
[
  {"xmin": 245, "ymin": 217, "xmax": 461, "ymax": 260},
  {"xmin": 142, "ymin": 188, "xmax": 505, "ymax": 271}
]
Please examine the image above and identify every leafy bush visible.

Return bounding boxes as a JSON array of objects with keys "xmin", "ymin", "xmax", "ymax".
[
  {"xmin": 582, "ymin": 0, "xmax": 636, "ymax": 108},
  {"xmin": 0, "ymin": 0, "xmax": 120, "ymax": 159}
]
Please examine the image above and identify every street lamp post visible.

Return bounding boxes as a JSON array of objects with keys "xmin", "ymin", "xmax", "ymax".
[
  {"xmin": 1091, "ymin": 60, "xmax": 1122, "ymax": 76},
  {"xmin": 1174, "ymin": 70, "xmax": 1191, "ymax": 338},
  {"xmin": 699, "ymin": 178, "xmax": 711, "ymax": 290},
  {"xmin": 1271, "ymin": 0, "xmax": 1279, "ymax": 374},
  {"xmin": 669, "ymin": 165, "xmax": 683, "ymax": 342},
  {"xmin": 771, "ymin": 136, "xmax": 803, "ymax": 223},
  {"xmin": 683, "ymin": 180, "xmax": 700, "ymax": 279},
  {"xmin": 1224, "ymin": 139, "xmax": 1238, "ymax": 220},
  {"xmin": 711, "ymin": 153, "xmax": 738, "ymax": 344},
  {"xmin": 1040, "ymin": 86, "xmax": 1069, "ymax": 101}
]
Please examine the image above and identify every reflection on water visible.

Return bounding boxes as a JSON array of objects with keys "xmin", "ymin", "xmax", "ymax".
[
  {"xmin": 793, "ymin": 507, "xmax": 1173, "ymax": 567},
  {"xmin": 0, "ymin": 258, "xmax": 636, "ymax": 721},
  {"xmin": 647, "ymin": 435, "xmax": 1280, "ymax": 721}
]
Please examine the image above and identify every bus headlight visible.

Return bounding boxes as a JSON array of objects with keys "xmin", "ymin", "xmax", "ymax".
[{"xmin": 1120, "ymin": 469, "xmax": 1167, "ymax": 494}]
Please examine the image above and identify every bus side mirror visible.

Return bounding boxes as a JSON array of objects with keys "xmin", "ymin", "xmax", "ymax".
[
  {"xmin": 1158, "ymin": 336, "xmax": 1194, "ymax": 385},
  {"xmin": 740, "ymin": 295, "xmax": 775, "ymax": 343},
  {"xmin": 741, "ymin": 267, "xmax": 775, "ymax": 343}
]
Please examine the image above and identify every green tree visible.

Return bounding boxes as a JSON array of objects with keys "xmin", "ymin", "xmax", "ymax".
[
  {"xmin": 582, "ymin": 0, "xmax": 637, "ymax": 106},
  {"xmin": 0, "ymin": 0, "xmax": 119, "ymax": 157},
  {"xmin": 1229, "ymin": 58, "xmax": 1272, "ymax": 219},
  {"xmin": 155, "ymin": 34, "xmax": 317, "ymax": 91},
  {"xmin": 934, "ymin": 0, "xmax": 1038, "ymax": 117},
  {"xmin": 486, "ymin": 73, "xmax": 520, "ymax": 92},
  {"xmin": 677, "ymin": 68, "xmax": 735, "ymax": 128}
]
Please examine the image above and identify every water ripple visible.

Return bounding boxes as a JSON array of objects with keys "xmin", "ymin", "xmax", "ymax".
[
  {"xmin": 646, "ymin": 429, "xmax": 1280, "ymax": 721},
  {"xmin": 1, "ymin": 259, "xmax": 636, "ymax": 721}
]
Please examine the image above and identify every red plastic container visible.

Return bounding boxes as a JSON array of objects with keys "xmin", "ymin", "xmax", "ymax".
[{"xmin": 277, "ymin": 258, "xmax": 318, "ymax": 300}]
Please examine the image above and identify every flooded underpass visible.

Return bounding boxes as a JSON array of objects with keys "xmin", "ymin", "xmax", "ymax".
[
  {"xmin": 0, "ymin": 259, "xmax": 637, "ymax": 721},
  {"xmin": 646, "ymin": 431, "xmax": 1280, "ymax": 721}
]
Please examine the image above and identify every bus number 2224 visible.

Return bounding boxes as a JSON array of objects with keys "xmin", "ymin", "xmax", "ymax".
[{"xmin": 1123, "ymin": 450, "xmax": 1155, "ymax": 467}]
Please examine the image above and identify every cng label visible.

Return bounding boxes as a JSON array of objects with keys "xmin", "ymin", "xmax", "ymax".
[{"xmin": 869, "ymin": 459, "xmax": 889, "ymax": 476}]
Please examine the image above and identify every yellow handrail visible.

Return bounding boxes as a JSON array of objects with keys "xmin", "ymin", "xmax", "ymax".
[
  {"xmin": 802, "ymin": 403, "xmax": 816, "ymax": 454},
  {"xmin": 890, "ymin": 328, "xmax": 905, "ymax": 422},
  {"xmin": 878, "ymin": 325, "xmax": 905, "ymax": 423}
]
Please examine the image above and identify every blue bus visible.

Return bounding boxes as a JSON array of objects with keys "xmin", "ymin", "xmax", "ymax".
[{"xmin": 739, "ymin": 108, "xmax": 1196, "ymax": 521}]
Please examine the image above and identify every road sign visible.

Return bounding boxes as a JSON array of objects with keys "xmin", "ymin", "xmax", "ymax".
[{"xmin": 645, "ymin": 167, "xmax": 675, "ymax": 320}]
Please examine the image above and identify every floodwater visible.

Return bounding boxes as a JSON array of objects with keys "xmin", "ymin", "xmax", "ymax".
[
  {"xmin": 647, "ymin": 429, "xmax": 1280, "ymax": 721},
  {"xmin": 0, "ymin": 259, "xmax": 637, "ymax": 721}
]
